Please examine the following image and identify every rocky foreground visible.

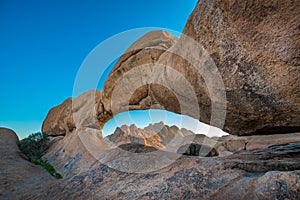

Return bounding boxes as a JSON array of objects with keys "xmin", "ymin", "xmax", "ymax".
[
  {"xmin": 0, "ymin": 128, "xmax": 57, "ymax": 199},
  {"xmin": 1, "ymin": 127, "xmax": 300, "ymax": 199}
]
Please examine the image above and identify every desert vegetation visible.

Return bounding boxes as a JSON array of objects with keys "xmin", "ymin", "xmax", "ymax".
[{"xmin": 17, "ymin": 132, "xmax": 62, "ymax": 179}]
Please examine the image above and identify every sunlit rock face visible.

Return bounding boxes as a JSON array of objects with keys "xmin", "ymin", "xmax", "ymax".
[
  {"xmin": 42, "ymin": 98, "xmax": 75, "ymax": 136},
  {"xmin": 42, "ymin": 90, "xmax": 110, "ymax": 176},
  {"xmin": 106, "ymin": 122, "xmax": 195, "ymax": 149},
  {"xmin": 177, "ymin": 0, "xmax": 300, "ymax": 135},
  {"xmin": 101, "ymin": 0, "xmax": 300, "ymax": 136},
  {"xmin": 100, "ymin": 30, "xmax": 179, "ymax": 127}
]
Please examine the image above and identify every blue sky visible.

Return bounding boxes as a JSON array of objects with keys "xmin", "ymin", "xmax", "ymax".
[{"xmin": 0, "ymin": 0, "xmax": 227, "ymax": 139}]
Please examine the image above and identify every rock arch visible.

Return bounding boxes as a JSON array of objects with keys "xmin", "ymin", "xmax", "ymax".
[{"xmin": 43, "ymin": 0, "xmax": 300, "ymax": 136}]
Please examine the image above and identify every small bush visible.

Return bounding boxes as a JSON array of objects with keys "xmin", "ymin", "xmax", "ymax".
[
  {"xmin": 33, "ymin": 159, "xmax": 62, "ymax": 179},
  {"xmin": 17, "ymin": 132, "xmax": 62, "ymax": 179},
  {"xmin": 17, "ymin": 132, "xmax": 49, "ymax": 161}
]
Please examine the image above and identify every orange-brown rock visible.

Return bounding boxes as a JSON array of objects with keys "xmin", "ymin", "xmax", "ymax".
[
  {"xmin": 42, "ymin": 90, "xmax": 102, "ymax": 136},
  {"xmin": 42, "ymin": 98, "xmax": 74, "ymax": 136},
  {"xmin": 174, "ymin": 0, "xmax": 300, "ymax": 135},
  {"xmin": 106, "ymin": 122, "xmax": 195, "ymax": 150},
  {"xmin": 3, "ymin": 127, "xmax": 300, "ymax": 199},
  {"xmin": 0, "ymin": 128, "xmax": 59, "ymax": 199},
  {"xmin": 2, "ymin": 124, "xmax": 300, "ymax": 199},
  {"xmin": 42, "ymin": 90, "xmax": 109, "ymax": 176},
  {"xmin": 97, "ymin": 0, "xmax": 300, "ymax": 136},
  {"xmin": 101, "ymin": 30, "xmax": 178, "ymax": 126}
]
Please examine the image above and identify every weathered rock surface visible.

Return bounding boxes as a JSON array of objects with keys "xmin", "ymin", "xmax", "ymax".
[
  {"xmin": 2, "ymin": 126, "xmax": 300, "ymax": 199},
  {"xmin": 41, "ymin": 90, "xmax": 108, "ymax": 177},
  {"xmin": 164, "ymin": 0, "xmax": 300, "ymax": 135},
  {"xmin": 100, "ymin": 30, "xmax": 178, "ymax": 127},
  {"xmin": 95, "ymin": 0, "xmax": 300, "ymax": 136},
  {"xmin": 42, "ymin": 90, "xmax": 108, "ymax": 177},
  {"xmin": 42, "ymin": 95, "xmax": 300, "ymax": 176},
  {"xmin": 218, "ymin": 132, "xmax": 300, "ymax": 152},
  {"xmin": 177, "ymin": 143, "xmax": 219, "ymax": 157},
  {"xmin": 43, "ymin": 116, "xmax": 300, "ymax": 176},
  {"xmin": 60, "ymin": 139, "xmax": 300, "ymax": 199},
  {"xmin": 117, "ymin": 143, "xmax": 158, "ymax": 153},
  {"xmin": 0, "ymin": 128, "xmax": 59, "ymax": 200},
  {"xmin": 225, "ymin": 142, "xmax": 300, "ymax": 173},
  {"xmin": 245, "ymin": 132, "xmax": 300, "ymax": 150},
  {"xmin": 106, "ymin": 122, "xmax": 300, "ymax": 156},
  {"xmin": 42, "ymin": 98, "xmax": 74, "ymax": 136},
  {"xmin": 42, "ymin": 90, "xmax": 102, "ymax": 136}
]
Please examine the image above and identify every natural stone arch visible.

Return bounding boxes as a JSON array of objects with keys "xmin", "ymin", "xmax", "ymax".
[
  {"xmin": 43, "ymin": 1, "xmax": 300, "ymax": 136},
  {"xmin": 98, "ymin": 30, "xmax": 227, "ymax": 136}
]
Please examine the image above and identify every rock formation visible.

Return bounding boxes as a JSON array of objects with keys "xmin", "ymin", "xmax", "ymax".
[
  {"xmin": 177, "ymin": 143, "xmax": 219, "ymax": 157},
  {"xmin": 61, "ymin": 1, "xmax": 296, "ymax": 136},
  {"xmin": 42, "ymin": 90, "xmax": 109, "ymax": 177},
  {"xmin": 1, "ymin": 127, "xmax": 300, "ymax": 199},
  {"xmin": 106, "ymin": 122, "xmax": 195, "ymax": 149},
  {"xmin": 43, "ymin": 1, "xmax": 300, "ymax": 136},
  {"xmin": 0, "ymin": 128, "xmax": 60, "ymax": 199},
  {"xmin": 42, "ymin": 98, "xmax": 74, "ymax": 136},
  {"xmin": 117, "ymin": 143, "xmax": 158, "ymax": 153},
  {"xmin": 42, "ymin": 114, "xmax": 300, "ymax": 175},
  {"xmin": 167, "ymin": 0, "xmax": 300, "ymax": 135},
  {"xmin": 46, "ymin": 142, "xmax": 300, "ymax": 199},
  {"xmin": 100, "ymin": 30, "xmax": 178, "ymax": 127}
]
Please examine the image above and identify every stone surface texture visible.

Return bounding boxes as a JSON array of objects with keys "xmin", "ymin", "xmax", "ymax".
[{"xmin": 1, "ymin": 128, "xmax": 300, "ymax": 199}]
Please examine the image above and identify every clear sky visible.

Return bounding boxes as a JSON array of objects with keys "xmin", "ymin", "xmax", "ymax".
[{"xmin": 0, "ymin": 0, "xmax": 227, "ymax": 139}]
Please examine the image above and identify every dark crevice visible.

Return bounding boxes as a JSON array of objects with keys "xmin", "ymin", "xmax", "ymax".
[
  {"xmin": 47, "ymin": 133, "xmax": 66, "ymax": 137},
  {"xmin": 252, "ymin": 126, "xmax": 300, "ymax": 135}
]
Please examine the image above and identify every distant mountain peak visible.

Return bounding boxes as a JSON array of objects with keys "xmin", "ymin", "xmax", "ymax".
[{"xmin": 106, "ymin": 122, "xmax": 195, "ymax": 149}]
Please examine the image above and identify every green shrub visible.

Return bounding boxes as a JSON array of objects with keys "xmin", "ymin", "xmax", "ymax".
[
  {"xmin": 17, "ymin": 132, "xmax": 62, "ymax": 179},
  {"xmin": 33, "ymin": 159, "xmax": 62, "ymax": 179},
  {"xmin": 17, "ymin": 132, "xmax": 49, "ymax": 161}
]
